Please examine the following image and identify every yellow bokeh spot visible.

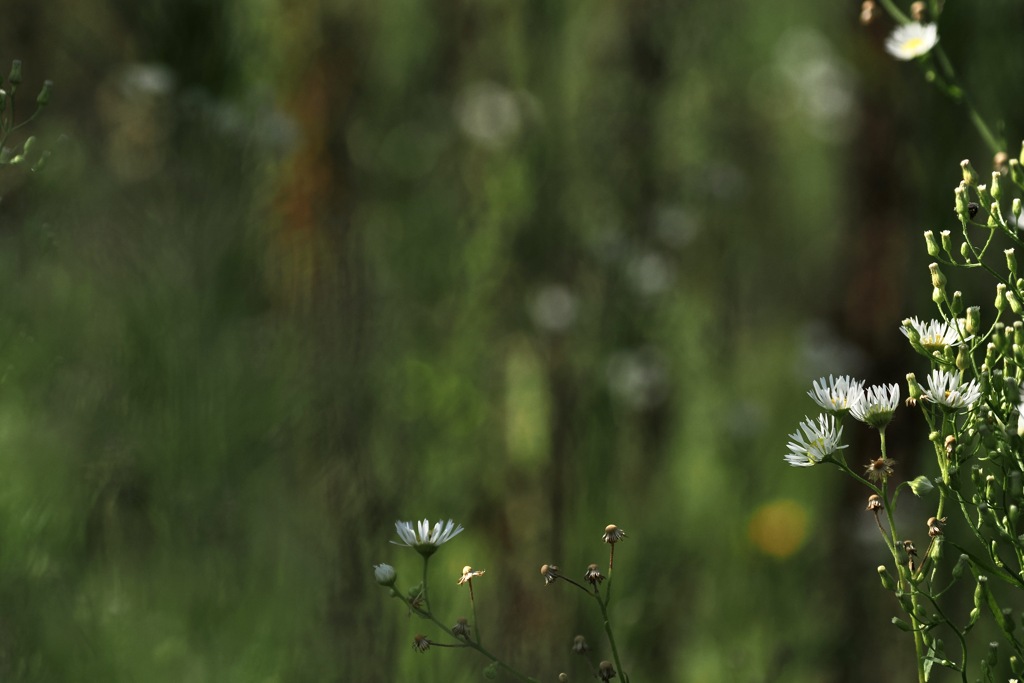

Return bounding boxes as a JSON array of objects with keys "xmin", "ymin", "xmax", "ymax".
[{"xmin": 747, "ymin": 499, "xmax": 809, "ymax": 559}]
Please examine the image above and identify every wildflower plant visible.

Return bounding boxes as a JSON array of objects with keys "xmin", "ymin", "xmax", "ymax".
[
  {"xmin": 785, "ymin": 4, "xmax": 1024, "ymax": 681},
  {"xmin": 374, "ymin": 518, "xmax": 631, "ymax": 681},
  {"xmin": 0, "ymin": 59, "xmax": 53, "ymax": 174}
]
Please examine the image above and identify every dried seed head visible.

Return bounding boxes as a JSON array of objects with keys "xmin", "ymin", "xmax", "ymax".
[
  {"xmin": 458, "ymin": 566, "xmax": 486, "ymax": 585},
  {"xmin": 927, "ymin": 517, "xmax": 946, "ymax": 537},
  {"xmin": 602, "ymin": 524, "xmax": 627, "ymax": 544},
  {"xmin": 910, "ymin": 1, "xmax": 927, "ymax": 21},
  {"xmin": 412, "ymin": 634, "xmax": 431, "ymax": 652},
  {"xmin": 860, "ymin": 1, "xmax": 880, "ymax": 25},
  {"xmin": 944, "ymin": 434, "xmax": 956, "ymax": 455},
  {"xmin": 866, "ymin": 494, "xmax": 883, "ymax": 512},
  {"xmin": 558, "ymin": 675, "xmax": 569, "ymax": 683},
  {"xmin": 903, "ymin": 539, "xmax": 918, "ymax": 557},
  {"xmin": 572, "ymin": 635, "xmax": 590, "ymax": 654},
  {"xmin": 865, "ymin": 457, "xmax": 896, "ymax": 483},
  {"xmin": 598, "ymin": 660, "xmax": 618, "ymax": 681},
  {"xmin": 540, "ymin": 564, "xmax": 560, "ymax": 585},
  {"xmin": 995, "ymin": 151, "xmax": 1010, "ymax": 173},
  {"xmin": 585, "ymin": 563, "xmax": 605, "ymax": 586},
  {"xmin": 451, "ymin": 617, "xmax": 471, "ymax": 639}
]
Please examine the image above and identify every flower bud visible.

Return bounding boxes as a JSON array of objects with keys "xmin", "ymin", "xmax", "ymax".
[
  {"xmin": 1009, "ymin": 249, "xmax": 1019, "ymax": 277},
  {"xmin": 1007, "ymin": 289, "xmax": 1023, "ymax": 315},
  {"xmin": 950, "ymin": 290, "xmax": 964, "ymax": 315},
  {"xmin": 938, "ymin": 230, "xmax": 953, "ymax": 257},
  {"xmin": 952, "ymin": 553, "xmax": 969, "ymax": 579},
  {"xmin": 892, "ymin": 616, "xmax": 914, "ymax": 632},
  {"xmin": 0, "ymin": 89, "xmax": 6, "ymax": 110},
  {"xmin": 929, "ymin": 262, "xmax": 947, "ymax": 289},
  {"xmin": 997, "ymin": 283, "xmax": 1008, "ymax": 312},
  {"xmin": 877, "ymin": 564, "xmax": 897, "ymax": 591},
  {"xmin": 992, "ymin": 171, "xmax": 1003, "ymax": 200},
  {"xmin": 955, "ymin": 182, "xmax": 970, "ymax": 223},
  {"xmin": 908, "ymin": 475, "xmax": 934, "ymax": 497},
  {"xmin": 373, "ymin": 563, "xmax": 397, "ymax": 586},
  {"xmin": 932, "ymin": 287, "xmax": 945, "ymax": 305},
  {"xmin": 924, "ymin": 230, "xmax": 939, "ymax": 257},
  {"xmin": 961, "ymin": 241, "xmax": 972, "ymax": 260},
  {"xmin": 966, "ymin": 306, "xmax": 982, "ymax": 335},
  {"xmin": 1014, "ymin": 197, "xmax": 1022, "ymax": 223},
  {"xmin": 906, "ymin": 373, "xmax": 923, "ymax": 401},
  {"xmin": 962, "ymin": 159, "xmax": 980, "ymax": 187},
  {"xmin": 7, "ymin": 60, "xmax": 22, "ymax": 86},
  {"xmin": 989, "ymin": 202, "xmax": 1001, "ymax": 228},
  {"xmin": 910, "ymin": 1, "xmax": 927, "ymax": 21},
  {"xmin": 35, "ymin": 80, "xmax": 52, "ymax": 107}
]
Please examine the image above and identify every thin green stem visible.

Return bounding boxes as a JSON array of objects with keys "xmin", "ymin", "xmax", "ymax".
[{"xmin": 594, "ymin": 590, "xmax": 628, "ymax": 683}]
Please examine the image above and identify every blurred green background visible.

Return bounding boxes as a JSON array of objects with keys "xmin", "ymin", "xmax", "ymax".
[{"xmin": 1, "ymin": 0, "xmax": 1023, "ymax": 681}]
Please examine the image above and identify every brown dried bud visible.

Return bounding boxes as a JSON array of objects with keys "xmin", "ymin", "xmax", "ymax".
[
  {"xmin": 866, "ymin": 494, "xmax": 883, "ymax": 512},
  {"xmin": 910, "ymin": 1, "xmax": 927, "ymax": 21}
]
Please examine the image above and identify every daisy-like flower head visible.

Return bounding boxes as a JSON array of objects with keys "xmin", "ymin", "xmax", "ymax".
[
  {"xmin": 901, "ymin": 317, "xmax": 971, "ymax": 354},
  {"xmin": 807, "ymin": 375, "xmax": 864, "ymax": 414},
  {"xmin": 457, "ymin": 565, "xmax": 485, "ymax": 585},
  {"xmin": 850, "ymin": 383, "xmax": 900, "ymax": 430},
  {"xmin": 784, "ymin": 414, "xmax": 847, "ymax": 467},
  {"xmin": 922, "ymin": 369, "xmax": 981, "ymax": 411},
  {"xmin": 392, "ymin": 519, "xmax": 464, "ymax": 557},
  {"xmin": 885, "ymin": 22, "xmax": 938, "ymax": 60}
]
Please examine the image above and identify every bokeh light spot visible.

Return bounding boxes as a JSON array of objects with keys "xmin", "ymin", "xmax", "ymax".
[{"xmin": 748, "ymin": 498, "xmax": 809, "ymax": 558}]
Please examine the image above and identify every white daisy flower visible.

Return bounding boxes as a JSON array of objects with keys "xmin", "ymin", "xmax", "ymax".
[
  {"xmin": 851, "ymin": 383, "xmax": 900, "ymax": 430},
  {"xmin": 392, "ymin": 519, "xmax": 464, "ymax": 556},
  {"xmin": 885, "ymin": 22, "xmax": 939, "ymax": 61},
  {"xmin": 901, "ymin": 317, "xmax": 971, "ymax": 353},
  {"xmin": 807, "ymin": 375, "xmax": 865, "ymax": 414},
  {"xmin": 785, "ymin": 414, "xmax": 847, "ymax": 467},
  {"xmin": 922, "ymin": 369, "xmax": 981, "ymax": 410}
]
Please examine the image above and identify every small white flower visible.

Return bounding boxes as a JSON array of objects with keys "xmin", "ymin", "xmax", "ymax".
[
  {"xmin": 885, "ymin": 22, "xmax": 939, "ymax": 61},
  {"xmin": 392, "ymin": 519, "xmax": 464, "ymax": 556},
  {"xmin": 807, "ymin": 375, "xmax": 864, "ymax": 414},
  {"xmin": 784, "ymin": 414, "xmax": 847, "ymax": 467},
  {"xmin": 901, "ymin": 317, "xmax": 971, "ymax": 353},
  {"xmin": 851, "ymin": 383, "xmax": 900, "ymax": 430},
  {"xmin": 922, "ymin": 369, "xmax": 980, "ymax": 410},
  {"xmin": 373, "ymin": 563, "xmax": 397, "ymax": 586}
]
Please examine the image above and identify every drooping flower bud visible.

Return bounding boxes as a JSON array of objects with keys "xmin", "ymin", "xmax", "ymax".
[{"xmin": 7, "ymin": 60, "xmax": 22, "ymax": 86}]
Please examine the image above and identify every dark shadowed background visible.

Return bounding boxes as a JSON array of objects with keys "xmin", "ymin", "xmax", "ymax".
[{"xmin": 0, "ymin": 1, "xmax": 1023, "ymax": 681}]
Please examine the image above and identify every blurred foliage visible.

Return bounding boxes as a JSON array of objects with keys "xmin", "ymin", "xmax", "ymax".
[{"xmin": 0, "ymin": 0, "xmax": 1020, "ymax": 681}]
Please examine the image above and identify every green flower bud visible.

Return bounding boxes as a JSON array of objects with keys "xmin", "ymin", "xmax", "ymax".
[
  {"xmin": 929, "ymin": 262, "xmax": 947, "ymax": 289},
  {"xmin": 1012, "ymin": 159, "xmax": 1024, "ymax": 187},
  {"xmin": 962, "ymin": 159, "xmax": 980, "ymax": 186},
  {"xmin": 924, "ymin": 230, "xmax": 940, "ymax": 257},
  {"xmin": 877, "ymin": 564, "xmax": 897, "ymax": 591},
  {"xmin": 1007, "ymin": 289, "xmax": 1023, "ymax": 315},
  {"xmin": 988, "ymin": 641, "xmax": 1000, "ymax": 665},
  {"xmin": 7, "ymin": 60, "xmax": 22, "ymax": 86},
  {"xmin": 35, "ymin": 80, "xmax": 52, "ymax": 107},
  {"xmin": 975, "ymin": 575, "xmax": 989, "ymax": 608},
  {"xmin": 908, "ymin": 475, "xmax": 934, "ymax": 496},
  {"xmin": 0, "ymin": 89, "xmax": 6, "ymax": 110},
  {"xmin": 966, "ymin": 306, "xmax": 982, "ymax": 335},
  {"xmin": 1009, "ymin": 249, "xmax": 1019, "ymax": 276},
  {"xmin": 952, "ymin": 553, "xmax": 969, "ymax": 580},
  {"xmin": 989, "ymin": 202, "xmax": 1001, "ymax": 228},
  {"xmin": 932, "ymin": 287, "xmax": 945, "ymax": 305},
  {"xmin": 21, "ymin": 136, "xmax": 35, "ymax": 157},
  {"xmin": 956, "ymin": 345, "xmax": 969, "ymax": 370},
  {"xmin": 891, "ymin": 616, "xmax": 914, "ymax": 632},
  {"xmin": 992, "ymin": 171, "xmax": 1003, "ymax": 200},
  {"xmin": 373, "ymin": 563, "xmax": 397, "ymax": 586},
  {"xmin": 1014, "ymin": 197, "xmax": 1022, "ymax": 222},
  {"xmin": 997, "ymin": 283, "xmax": 1008, "ymax": 312},
  {"xmin": 907, "ymin": 373, "xmax": 923, "ymax": 400},
  {"xmin": 950, "ymin": 290, "xmax": 964, "ymax": 315},
  {"xmin": 940, "ymin": 230, "xmax": 954, "ymax": 257},
  {"xmin": 955, "ymin": 182, "xmax": 970, "ymax": 224},
  {"xmin": 1020, "ymin": 139, "xmax": 1024, "ymax": 166}
]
